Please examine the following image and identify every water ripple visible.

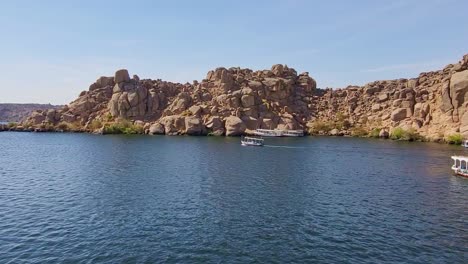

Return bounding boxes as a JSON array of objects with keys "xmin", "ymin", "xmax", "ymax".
[{"xmin": 0, "ymin": 133, "xmax": 466, "ymax": 263}]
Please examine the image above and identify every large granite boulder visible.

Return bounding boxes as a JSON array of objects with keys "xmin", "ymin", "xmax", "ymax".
[
  {"xmin": 96, "ymin": 76, "xmax": 114, "ymax": 88},
  {"xmin": 241, "ymin": 94, "xmax": 255, "ymax": 108},
  {"xmin": 441, "ymin": 82, "xmax": 454, "ymax": 112},
  {"xmin": 114, "ymin": 69, "xmax": 130, "ymax": 83},
  {"xmin": 168, "ymin": 92, "xmax": 191, "ymax": 114},
  {"xmin": 225, "ymin": 116, "xmax": 246, "ymax": 136},
  {"xmin": 160, "ymin": 115, "xmax": 185, "ymax": 135},
  {"xmin": 271, "ymin": 64, "xmax": 284, "ymax": 76},
  {"xmin": 149, "ymin": 123, "xmax": 165, "ymax": 135},
  {"xmin": 147, "ymin": 90, "xmax": 160, "ymax": 112},
  {"xmin": 205, "ymin": 116, "xmax": 224, "ymax": 136},
  {"xmin": 45, "ymin": 109, "xmax": 59, "ymax": 123},
  {"xmin": 391, "ymin": 108, "xmax": 409, "ymax": 122},
  {"xmin": 450, "ymin": 70, "xmax": 468, "ymax": 109},
  {"xmin": 185, "ymin": 116, "xmax": 203, "ymax": 135},
  {"xmin": 28, "ymin": 111, "xmax": 46, "ymax": 124},
  {"xmin": 379, "ymin": 129, "xmax": 389, "ymax": 138}
]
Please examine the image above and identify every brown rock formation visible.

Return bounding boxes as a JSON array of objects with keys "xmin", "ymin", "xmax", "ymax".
[
  {"xmin": 24, "ymin": 64, "xmax": 317, "ymax": 135},
  {"xmin": 310, "ymin": 54, "xmax": 468, "ymax": 141},
  {"xmin": 22, "ymin": 54, "xmax": 468, "ymax": 141}
]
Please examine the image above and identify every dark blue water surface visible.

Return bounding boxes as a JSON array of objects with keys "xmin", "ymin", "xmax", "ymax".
[{"xmin": 0, "ymin": 132, "xmax": 466, "ymax": 263}]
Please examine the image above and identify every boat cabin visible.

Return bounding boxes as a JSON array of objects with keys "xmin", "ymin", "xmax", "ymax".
[
  {"xmin": 241, "ymin": 136, "xmax": 264, "ymax": 146},
  {"xmin": 451, "ymin": 156, "xmax": 468, "ymax": 177}
]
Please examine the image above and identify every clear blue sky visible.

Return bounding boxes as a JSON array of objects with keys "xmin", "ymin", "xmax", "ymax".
[{"xmin": 0, "ymin": 0, "xmax": 467, "ymax": 104}]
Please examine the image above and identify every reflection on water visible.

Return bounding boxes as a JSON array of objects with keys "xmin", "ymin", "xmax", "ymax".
[{"xmin": 0, "ymin": 133, "xmax": 466, "ymax": 263}]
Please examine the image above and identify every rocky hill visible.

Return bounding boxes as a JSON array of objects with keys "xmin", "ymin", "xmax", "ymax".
[
  {"xmin": 22, "ymin": 65, "xmax": 315, "ymax": 136},
  {"xmin": 312, "ymin": 54, "xmax": 468, "ymax": 141},
  {"xmin": 0, "ymin": 103, "xmax": 61, "ymax": 123},
  {"xmin": 18, "ymin": 54, "xmax": 468, "ymax": 141}
]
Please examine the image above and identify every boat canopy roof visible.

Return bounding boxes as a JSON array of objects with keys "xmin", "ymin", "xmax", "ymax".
[{"xmin": 452, "ymin": 156, "xmax": 468, "ymax": 162}]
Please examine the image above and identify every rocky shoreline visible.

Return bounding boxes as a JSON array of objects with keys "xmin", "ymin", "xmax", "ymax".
[
  {"xmin": 7, "ymin": 54, "xmax": 468, "ymax": 143},
  {"xmin": 0, "ymin": 124, "xmax": 454, "ymax": 144},
  {"xmin": 0, "ymin": 119, "xmax": 461, "ymax": 143}
]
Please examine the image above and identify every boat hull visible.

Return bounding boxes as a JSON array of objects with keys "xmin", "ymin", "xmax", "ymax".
[
  {"xmin": 282, "ymin": 133, "xmax": 303, "ymax": 137},
  {"xmin": 253, "ymin": 130, "xmax": 304, "ymax": 137},
  {"xmin": 452, "ymin": 168, "xmax": 468, "ymax": 177},
  {"xmin": 241, "ymin": 142, "xmax": 263, "ymax": 147},
  {"xmin": 253, "ymin": 133, "xmax": 282, "ymax": 137}
]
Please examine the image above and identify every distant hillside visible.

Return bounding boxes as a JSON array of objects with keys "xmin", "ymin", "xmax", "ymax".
[{"xmin": 0, "ymin": 104, "xmax": 62, "ymax": 122}]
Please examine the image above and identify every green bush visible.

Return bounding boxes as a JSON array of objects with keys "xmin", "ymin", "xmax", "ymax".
[
  {"xmin": 390, "ymin": 127, "xmax": 405, "ymax": 140},
  {"xmin": 104, "ymin": 113, "xmax": 114, "ymax": 122},
  {"xmin": 331, "ymin": 113, "xmax": 351, "ymax": 130},
  {"xmin": 103, "ymin": 120, "xmax": 144, "ymax": 135},
  {"xmin": 334, "ymin": 120, "xmax": 345, "ymax": 130},
  {"xmin": 39, "ymin": 122, "xmax": 55, "ymax": 131},
  {"xmin": 22, "ymin": 121, "xmax": 33, "ymax": 128},
  {"xmin": 8, "ymin": 122, "xmax": 18, "ymax": 128},
  {"xmin": 336, "ymin": 112, "xmax": 347, "ymax": 122},
  {"xmin": 390, "ymin": 127, "xmax": 422, "ymax": 141},
  {"xmin": 447, "ymin": 133, "xmax": 464, "ymax": 145},
  {"xmin": 404, "ymin": 128, "xmax": 419, "ymax": 141},
  {"xmin": 57, "ymin": 122, "xmax": 70, "ymax": 131},
  {"xmin": 56, "ymin": 121, "xmax": 81, "ymax": 131},
  {"xmin": 308, "ymin": 120, "xmax": 333, "ymax": 135},
  {"xmin": 88, "ymin": 119, "xmax": 103, "ymax": 130},
  {"xmin": 351, "ymin": 126, "xmax": 368, "ymax": 137},
  {"xmin": 369, "ymin": 128, "xmax": 381, "ymax": 138}
]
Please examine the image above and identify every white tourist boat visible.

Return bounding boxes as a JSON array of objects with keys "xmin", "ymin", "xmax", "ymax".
[
  {"xmin": 254, "ymin": 129, "xmax": 284, "ymax": 137},
  {"xmin": 451, "ymin": 156, "xmax": 468, "ymax": 177},
  {"xmin": 253, "ymin": 129, "xmax": 305, "ymax": 137},
  {"xmin": 241, "ymin": 136, "xmax": 264, "ymax": 147},
  {"xmin": 462, "ymin": 140, "xmax": 468, "ymax": 148},
  {"xmin": 282, "ymin": 130, "xmax": 304, "ymax": 137}
]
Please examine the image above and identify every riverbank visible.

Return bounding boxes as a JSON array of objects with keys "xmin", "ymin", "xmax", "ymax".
[
  {"xmin": 1, "ymin": 121, "xmax": 464, "ymax": 145},
  {"xmin": 17, "ymin": 54, "xmax": 468, "ymax": 144}
]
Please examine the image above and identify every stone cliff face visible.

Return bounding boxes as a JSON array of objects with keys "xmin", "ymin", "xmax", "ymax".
[
  {"xmin": 24, "ymin": 64, "xmax": 316, "ymax": 136},
  {"xmin": 312, "ymin": 54, "xmax": 468, "ymax": 140},
  {"xmin": 21, "ymin": 54, "xmax": 468, "ymax": 141}
]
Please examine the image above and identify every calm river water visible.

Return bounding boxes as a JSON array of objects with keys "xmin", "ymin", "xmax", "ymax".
[{"xmin": 0, "ymin": 132, "xmax": 466, "ymax": 263}]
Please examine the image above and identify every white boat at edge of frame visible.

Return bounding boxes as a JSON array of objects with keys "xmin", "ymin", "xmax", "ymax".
[
  {"xmin": 241, "ymin": 136, "xmax": 264, "ymax": 147},
  {"xmin": 451, "ymin": 156, "xmax": 468, "ymax": 178},
  {"xmin": 462, "ymin": 140, "xmax": 468, "ymax": 148}
]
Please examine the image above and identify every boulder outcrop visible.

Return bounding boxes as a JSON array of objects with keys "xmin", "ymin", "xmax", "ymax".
[
  {"xmin": 148, "ymin": 123, "xmax": 164, "ymax": 135},
  {"xmin": 21, "ymin": 54, "xmax": 468, "ymax": 140},
  {"xmin": 225, "ymin": 116, "xmax": 246, "ymax": 136}
]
